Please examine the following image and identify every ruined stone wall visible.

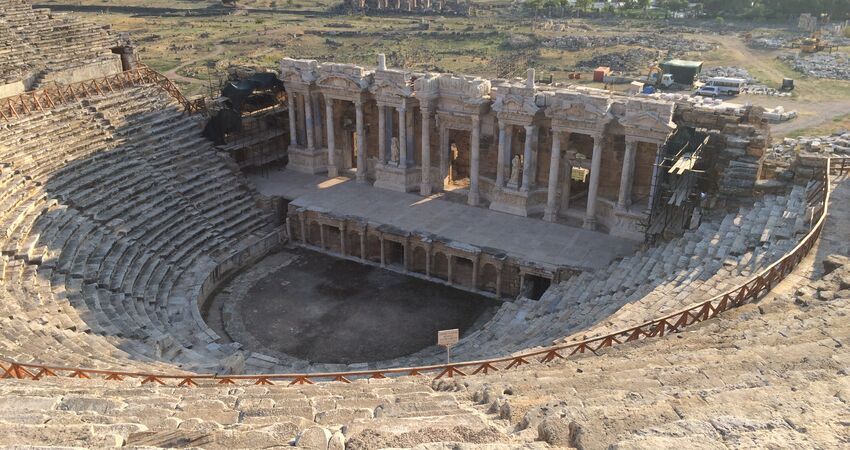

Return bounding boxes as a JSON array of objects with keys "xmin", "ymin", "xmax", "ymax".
[{"xmin": 674, "ymin": 104, "xmax": 770, "ymax": 197}]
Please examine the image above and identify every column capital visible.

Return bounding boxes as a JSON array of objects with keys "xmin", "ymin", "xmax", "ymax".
[
  {"xmin": 470, "ymin": 115, "xmax": 480, "ymax": 126},
  {"xmin": 524, "ymin": 123, "xmax": 535, "ymax": 133}
]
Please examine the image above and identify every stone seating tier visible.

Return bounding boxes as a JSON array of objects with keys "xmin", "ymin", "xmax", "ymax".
[{"xmin": 0, "ymin": 82, "xmax": 275, "ymax": 373}]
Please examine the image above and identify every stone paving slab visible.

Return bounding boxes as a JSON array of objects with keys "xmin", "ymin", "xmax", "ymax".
[{"xmin": 249, "ymin": 170, "xmax": 639, "ymax": 270}]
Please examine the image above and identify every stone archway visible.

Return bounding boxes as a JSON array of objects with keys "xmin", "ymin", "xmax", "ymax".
[
  {"xmin": 346, "ymin": 230, "xmax": 362, "ymax": 258},
  {"xmin": 480, "ymin": 263, "xmax": 499, "ymax": 295},
  {"xmin": 365, "ymin": 234, "xmax": 381, "ymax": 263},
  {"xmin": 432, "ymin": 251, "xmax": 449, "ymax": 281},
  {"xmin": 308, "ymin": 221, "xmax": 321, "ymax": 247},
  {"xmin": 411, "ymin": 245, "xmax": 427, "ymax": 274}
]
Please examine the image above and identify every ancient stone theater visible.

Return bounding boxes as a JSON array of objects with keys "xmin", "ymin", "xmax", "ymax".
[{"xmin": 0, "ymin": 0, "xmax": 848, "ymax": 448}]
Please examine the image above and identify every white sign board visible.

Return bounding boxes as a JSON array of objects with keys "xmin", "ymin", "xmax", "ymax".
[{"xmin": 437, "ymin": 329, "xmax": 459, "ymax": 347}]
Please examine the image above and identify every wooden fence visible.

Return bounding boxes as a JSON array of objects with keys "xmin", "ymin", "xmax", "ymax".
[{"xmin": 0, "ymin": 65, "xmax": 204, "ymax": 122}]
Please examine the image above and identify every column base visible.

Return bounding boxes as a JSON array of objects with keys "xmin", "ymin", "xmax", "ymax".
[
  {"xmin": 582, "ymin": 216, "xmax": 597, "ymax": 231},
  {"xmin": 489, "ymin": 186, "xmax": 544, "ymax": 217},
  {"xmin": 328, "ymin": 165, "xmax": 339, "ymax": 178},
  {"xmin": 543, "ymin": 207, "xmax": 558, "ymax": 222},
  {"xmin": 467, "ymin": 190, "xmax": 480, "ymax": 206},
  {"xmin": 287, "ymin": 145, "xmax": 327, "ymax": 175},
  {"xmin": 374, "ymin": 163, "xmax": 421, "ymax": 192},
  {"xmin": 420, "ymin": 181, "xmax": 433, "ymax": 196}
]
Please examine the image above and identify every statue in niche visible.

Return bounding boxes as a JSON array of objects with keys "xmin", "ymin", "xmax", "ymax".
[
  {"xmin": 390, "ymin": 137, "xmax": 400, "ymax": 165},
  {"xmin": 508, "ymin": 154, "xmax": 522, "ymax": 188}
]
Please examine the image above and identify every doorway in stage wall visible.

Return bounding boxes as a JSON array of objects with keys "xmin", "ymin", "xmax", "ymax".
[{"xmin": 443, "ymin": 129, "xmax": 471, "ymax": 194}]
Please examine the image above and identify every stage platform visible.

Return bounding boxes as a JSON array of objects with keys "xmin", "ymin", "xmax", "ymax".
[{"xmin": 249, "ymin": 170, "xmax": 639, "ymax": 271}]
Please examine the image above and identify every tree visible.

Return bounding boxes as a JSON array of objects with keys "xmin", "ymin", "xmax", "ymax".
[{"xmin": 574, "ymin": 0, "xmax": 591, "ymax": 13}]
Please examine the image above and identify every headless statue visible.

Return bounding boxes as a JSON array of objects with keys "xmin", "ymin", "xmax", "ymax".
[{"xmin": 509, "ymin": 154, "xmax": 521, "ymax": 187}]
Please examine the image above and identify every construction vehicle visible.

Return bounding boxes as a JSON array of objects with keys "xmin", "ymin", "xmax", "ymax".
[
  {"xmin": 646, "ymin": 65, "xmax": 674, "ymax": 88},
  {"xmin": 780, "ymin": 78, "xmax": 795, "ymax": 92},
  {"xmin": 800, "ymin": 30, "xmax": 829, "ymax": 53}
]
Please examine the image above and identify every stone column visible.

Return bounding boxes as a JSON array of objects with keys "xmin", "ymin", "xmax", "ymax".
[
  {"xmin": 447, "ymin": 255, "xmax": 454, "ymax": 285},
  {"xmin": 420, "ymin": 107, "xmax": 432, "ymax": 195},
  {"xmin": 379, "ymin": 236, "xmax": 386, "ymax": 267},
  {"xmin": 355, "ymin": 100, "xmax": 366, "ymax": 183},
  {"xmin": 648, "ymin": 142, "xmax": 663, "ymax": 210},
  {"xmin": 406, "ymin": 107, "xmax": 415, "ymax": 164},
  {"xmin": 560, "ymin": 157, "xmax": 572, "ymax": 213},
  {"xmin": 340, "ymin": 224, "xmax": 347, "ymax": 256},
  {"xmin": 543, "ymin": 129, "xmax": 562, "ymax": 222},
  {"xmin": 287, "ymin": 92, "xmax": 297, "ymax": 147},
  {"xmin": 425, "ymin": 246, "xmax": 431, "ymax": 277},
  {"xmin": 495, "ymin": 122, "xmax": 507, "ymax": 188},
  {"xmin": 468, "ymin": 115, "xmax": 481, "ymax": 206},
  {"xmin": 439, "ymin": 124, "xmax": 449, "ymax": 184},
  {"xmin": 304, "ymin": 91, "xmax": 315, "ymax": 150},
  {"xmin": 319, "ymin": 224, "xmax": 326, "ymax": 249},
  {"xmin": 313, "ymin": 94, "xmax": 324, "ymax": 148},
  {"xmin": 378, "ymin": 105, "xmax": 386, "ymax": 164},
  {"xmin": 584, "ymin": 134, "xmax": 603, "ymax": 230},
  {"xmin": 325, "ymin": 98, "xmax": 337, "ymax": 177},
  {"xmin": 398, "ymin": 106, "xmax": 408, "ymax": 168},
  {"xmin": 359, "ymin": 231, "xmax": 366, "ymax": 261},
  {"xmin": 521, "ymin": 124, "xmax": 535, "ymax": 191},
  {"xmin": 618, "ymin": 138, "xmax": 638, "ymax": 210}
]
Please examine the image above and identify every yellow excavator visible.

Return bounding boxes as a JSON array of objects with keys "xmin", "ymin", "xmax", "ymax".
[{"xmin": 800, "ymin": 30, "xmax": 828, "ymax": 53}]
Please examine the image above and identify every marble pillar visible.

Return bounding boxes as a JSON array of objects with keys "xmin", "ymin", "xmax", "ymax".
[
  {"xmin": 287, "ymin": 92, "xmax": 297, "ymax": 147},
  {"xmin": 468, "ymin": 116, "xmax": 481, "ymax": 206},
  {"xmin": 378, "ymin": 105, "xmax": 387, "ymax": 164},
  {"xmin": 584, "ymin": 134, "xmax": 604, "ymax": 230},
  {"xmin": 304, "ymin": 92, "xmax": 315, "ymax": 150},
  {"xmin": 420, "ymin": 107, "xmax": 432, "ymax": 195},
  {"xmin": 521, "ymin": 124, "xmax": 534, "ymax": 191},
  {"xmin": 543, "ymin": 129, "xmax": 562, "ymax": 222},
  {"xmin": 355, "ymin": 100, "xmax": 366, "ymax": 183},
  {"xmin": 618, "ymin": 138, "xmax": 638, "ymax": 209},
  {"xmin": 398, "ymin": 106, "xmax": 408, "ymax": 168},
  {"xmin": 495, "ymin": 122, "xmax": 507, "ymax": 188},
  {"xmin": 325, "ymin": 99, "xmax": 337, "ymax": 177}
]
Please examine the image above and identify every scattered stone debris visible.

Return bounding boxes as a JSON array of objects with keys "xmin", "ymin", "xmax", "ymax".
[
  {"xmin": 575, "ymin": 48, "xmax": 657, "ymax": 72},
  {"xmin": 699, "ymin": 66, "xmax": 758, "ymax": 84},
  {"xmin": 542, "ymin": 34, "xmax": 715, "ymax": 55},
  {"xmin": 766, "ymin": 132, "xmax": 850, "ymax": 166},
  {"xmin": 747, "ymin": 35, "xmax": 792, "ymax": 49},
  {"xmin": 781, "ymin": 53, "xmax": 850, "ymax": 80},
  {"xmin": 763, "ymin": 106, "xmax": 797, "ymax": 123}
]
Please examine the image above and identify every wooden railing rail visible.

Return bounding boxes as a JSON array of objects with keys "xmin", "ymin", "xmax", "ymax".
[
  {"xmin": 1, "ymin": 158, "xmax": 847, "ymax": 387},
  {"xmin": 0, "ymin": 65, "xmax": 204, "ymax": 122}
]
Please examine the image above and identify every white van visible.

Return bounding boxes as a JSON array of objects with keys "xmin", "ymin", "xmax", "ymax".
[{"xmin": 703, "ymin": 77, "xmax": 746, "ymax": 95}]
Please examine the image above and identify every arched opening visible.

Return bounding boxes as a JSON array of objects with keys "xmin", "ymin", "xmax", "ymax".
[
  {"xmin": 480, "ymin": 263, "xmax": 499, "ymax": 295},
  {"xmin": 365, "ymin": 234, "xmax": 381, "ymax": 263},
  {"xmin": 347, "ymin": 230, "xmax": 362, "ymax": 259},
  {"xmin": 432, "ymin": 251, "xmax": 448, "ymax": 281},
  {"xmin": 453, "ymin": 257, "xmax": 474, "ymax": 289},
  {"xmin": 385, "ymin": 240, "xmax": 404, "ymax": 268},
  {"xmin": 307, "ymin": 221, "xmax": 321, "ymax": 247},
  {"xmin": 325, "ymin": 225, "xmax": 342, "ymax": 254},
  {"xmin": 411, "ymin": 246, "xmax": 427, "ymax": 274}
]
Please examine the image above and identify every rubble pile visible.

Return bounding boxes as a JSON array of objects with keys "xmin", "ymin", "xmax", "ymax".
[
  {"xmin": 747, "ymin": 35, "xmax": 791, "ymax": 49},
  {"xmin": 762, "ymin": 105, "xmax": 797, "ymax": 123},
  {"xmin": 766, "ymin": 132, "xmax": 850, "ymax": 165},
  {"xmin": 781, "ymin": 53, "xmax": 850, "ymax": 80},
  {"xmin": 575, "ymin": 48, "xmax": 657, "ymax": 72},
  {"xmin": 699, "ymin": 66, "xmax": 758, "ymax": 84},
  {"xmin": 542, "ymin": 33, "xmax": 716, "ymax": 55}
]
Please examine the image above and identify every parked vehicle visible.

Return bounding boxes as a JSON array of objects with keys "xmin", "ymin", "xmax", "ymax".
[
  {"xmin": 694, "ymin": 86, "xmax": 721, "ymax": 97},
  {"xmin": 703, "ymin": 77, "xmax": 746, "ymax": 95}
]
